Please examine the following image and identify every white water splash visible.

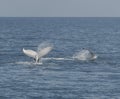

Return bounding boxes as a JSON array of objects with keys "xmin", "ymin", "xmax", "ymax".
[
  {"xmin": 42, "ymin": 57, "xmax": 73, "ymax": 61},
  {"xmin": 15, "ymin": 61, "xmax": 43, "ymax": 65},
  {"xmin": 37, "ymin": 42, "xmax": 53, "ymax": 52},
  {"xmin": 73, "ymin": 49, "xmax": 97, "ymax": 61}
]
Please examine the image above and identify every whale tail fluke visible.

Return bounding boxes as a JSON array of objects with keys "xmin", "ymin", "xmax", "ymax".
[{"xmin": 23, "ymin": 46, "xmax": 53, "ymax": 63}]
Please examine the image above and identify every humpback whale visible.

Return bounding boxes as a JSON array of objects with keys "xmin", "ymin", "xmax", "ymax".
[
  {"xmin": 73, "ymin": 49, "xmax": 97, "ymax": 61},
  {"xmin": 23, "ymin": 46, "xmax": 53, "ymax": 63}
]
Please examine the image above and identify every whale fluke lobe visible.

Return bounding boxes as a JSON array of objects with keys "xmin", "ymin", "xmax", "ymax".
[
  {"xmin": 23, "ymin": 42, "xmax": 53, "ymax": 63},
  {"xmin": 37, "ymin": 46, "xmax": 53, "ymax": 58},
  {"xmin": 23, "ymin": 48, "xmax": 37, "ymax": 59}
]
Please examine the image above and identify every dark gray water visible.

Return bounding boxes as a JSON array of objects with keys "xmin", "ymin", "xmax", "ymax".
[{"xmin": 0, "ymin": 17, "xmax": 120, "ymax": 99}]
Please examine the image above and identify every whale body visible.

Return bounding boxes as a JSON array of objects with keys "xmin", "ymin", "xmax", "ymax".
[
  {"xmin": 73, "ymin": 49, "xmax": 97, "ymax": 61},
  {"xmin": 23, "ymin": 46, "xmax": 53, "ymax": 63}
]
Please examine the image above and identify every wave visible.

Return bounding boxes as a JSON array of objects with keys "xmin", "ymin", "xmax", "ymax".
[
  {"xmin": 42, "ymin": 57, "xmax": 73, "ymax": 61},
  {"xmin": 15, "ymin": 61, "xmax": 43, "ymax": 65},
  {"xmin": 15, "ymin": 57, "xmax": 73, "ymax": 65},
  {"xmin": 16, "ymin": 52, "xmax": 98, "ymax": 65}
]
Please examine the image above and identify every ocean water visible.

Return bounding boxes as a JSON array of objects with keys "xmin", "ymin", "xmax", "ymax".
[{"xmin": 0, "ymin": 17, "xmax": 120, "ymax": 99}]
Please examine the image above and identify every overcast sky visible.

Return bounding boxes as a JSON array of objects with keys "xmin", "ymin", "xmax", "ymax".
[{"xmin": 0, "ymin": 0, "xmax": 120, "ymax": 17}]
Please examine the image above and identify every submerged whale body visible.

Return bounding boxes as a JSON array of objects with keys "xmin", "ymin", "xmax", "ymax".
[
  {"xmin": 73, "ymin": 49, "xmax": 97, "ymax": 61},
  {"xmin": 23, "ymin": 46, "xmax": 53, "ymax": 63}
]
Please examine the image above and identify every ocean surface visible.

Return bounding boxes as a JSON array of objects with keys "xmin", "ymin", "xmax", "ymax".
[{"xmin": 0, "ymin": 17, "xmax": 120, "ymax": 99}]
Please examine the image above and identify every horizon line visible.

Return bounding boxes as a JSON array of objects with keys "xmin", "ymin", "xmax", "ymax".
[{"xmin": 0, "ymin": 16, "xmax": 120, "ymax": 18}]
